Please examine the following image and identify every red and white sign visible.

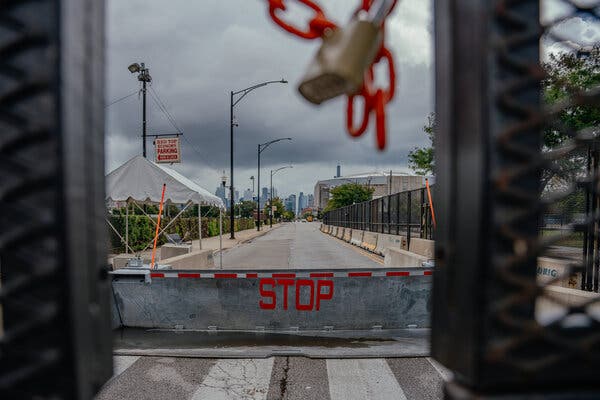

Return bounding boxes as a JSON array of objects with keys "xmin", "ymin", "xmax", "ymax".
[{"xmin": 154, "ymin": 137, "xmax": 181, "ymax": 163}]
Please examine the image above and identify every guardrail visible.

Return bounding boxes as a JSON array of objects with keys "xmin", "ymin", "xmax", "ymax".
[{"xmin": 322, "ymin": 186, "xmax": 434, "ymax": 248}]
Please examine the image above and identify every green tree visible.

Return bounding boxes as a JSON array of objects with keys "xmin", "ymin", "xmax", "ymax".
[
  {"xmin": 264, "ymin": 197, "xmax": 285, "ymax": 219},
  {"xmin": 542, "ymin": 47, "xmax": 600, "ymax": 192},
  {"xmin": 408, "ymin": 112, "xmax": 435, "ymax": 175},
  {"xmin": 324, "ymin": 183, "xmax": 374, "ymax": 211},
  {"xmin": 234, "ymin": 200, "xmax": 257, "ymax": 218}
]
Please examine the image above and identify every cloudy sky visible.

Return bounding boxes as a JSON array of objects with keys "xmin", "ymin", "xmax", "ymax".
[
  {"xmin": 106, "ymin": 0, "xmax": 433, "ymax": 199},
  {"xmin": 106, "ymin": 0, "xmax": 598, "ymax": 199}
]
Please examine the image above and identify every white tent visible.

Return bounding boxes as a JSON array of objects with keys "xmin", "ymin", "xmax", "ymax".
[
  {"xmin": 106, "ymin": 155, "xmax": 223, "ymax": 207},
  {"xmin": 105, "ymin": 155, "xmax": 224, "ymax": 262}
]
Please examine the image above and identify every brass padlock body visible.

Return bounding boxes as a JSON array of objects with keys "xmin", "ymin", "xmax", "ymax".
[{"xmin": 298, "ymin": 19, "xmax": 383, "ymax": 105}]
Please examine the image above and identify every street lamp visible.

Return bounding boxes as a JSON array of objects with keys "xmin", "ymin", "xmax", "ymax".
[
  {"xmin": 257, "ymin": 138, "xmax": 292, "ymax": 231},
  {"xmin": 128, "ymin": 62, "xmax": 152, "ymax": 158},
  {"xmin": 270, "ymin": 166, "xmax": 293, "ymax": 227},
  {"xmin": 250, "ymin": 176, "xmax": 255, "ymax": 200},
  {"xmin": 229, "ymin": 79, "xmax": 287, "ymax": 239}
]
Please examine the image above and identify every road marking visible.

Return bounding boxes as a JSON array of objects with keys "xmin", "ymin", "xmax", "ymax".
[
  {"xmin": 327, "ymin": 359, "xmax": 407, "ymax": 400},
  {"xmin": 387, "ymin": 358, "xmax": 445, "ymax": 400},
  {"xmin": 112, "ymin": 355, "xmax": 140, "ymax": 376},
  {"xmin": 427, "ymin": 357, "xmax": 453, "ymax": 381},
  {"xmin": 191, "ymin": 358, "xmax": 274, "ymax": 400}
]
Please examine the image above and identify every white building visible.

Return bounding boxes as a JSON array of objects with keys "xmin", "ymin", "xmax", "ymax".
[{"xmin": 313, "ymin": 171, "xmax": 434, "ymax": 211}]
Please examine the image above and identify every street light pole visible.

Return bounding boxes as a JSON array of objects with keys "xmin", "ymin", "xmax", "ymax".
[
  {"xmin": 270, "ymin": 166, "xmax": 293, "ymax": 228},
  {"xmin": 257, "ymin": 138, "xmax": 292, "ymax": 231},
  {"xmin": 230, "ymin": 79, "xmax": 287, "ymax": 239},
  {"xmin": 128, "ymin": 62, "xmax": 152, "ymax": 158}
]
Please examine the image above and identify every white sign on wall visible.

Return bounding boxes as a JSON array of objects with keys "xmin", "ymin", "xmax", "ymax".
[{"xmin": 155, "ymin": 137, "xmax": 181, "ymax": 163}]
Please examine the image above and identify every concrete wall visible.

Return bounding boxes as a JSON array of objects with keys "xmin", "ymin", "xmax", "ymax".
[
  {"xmin": 161, "ymin": 249, "xmax": 214, "ymax": 269},
  {"xmin": 350, "ymin": 230, "xmax": 364, "ymax": 246},
  {"xmin": 160, "ymin": 244, "xmax": 191, "ymax": 260},
  {"xmin": 537, "ymin": 285, "xmax": 600, "ymax": 324},
  {"xmin": 342, "ymin": 228, "xmax": 352, "ymax": 242},
  {"xmin": 375, "ymin": 234, "xmax": 406, "ymax": 255},
  {"xmin": 111, "ymin": 255, "xmax": 150, "ymax": 269},
  {"xmin": 408, "ymin": 238, "xmax": 434, "ymax": 258},
  {"xmin": 362, "ymin": 231, "xmax": 378, "ymax": 252},
  {"xmin": 537, "ymin": 256, "xmax": 581, "ymax": 289},
  {"xmin": 384, "ymin": 248, "xmax": 428, "ymax": 268},
  {"xmin": 111, "ymin": 267, "xmax": 433, "ymax": 330}
]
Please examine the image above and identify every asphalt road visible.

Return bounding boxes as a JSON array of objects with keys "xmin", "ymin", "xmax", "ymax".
[
  {"xmin": 99, "ymin": 222, "xmax": 445, "ymax": 399},
  {"xmin": 222, "ymin": 222, "xmax": 383, "ymax": 269},
  {"xmin": 97, "ymin": 355, "xmax": 447, "ymax": 400}
]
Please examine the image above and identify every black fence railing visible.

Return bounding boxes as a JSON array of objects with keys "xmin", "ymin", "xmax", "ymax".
[{"xmin": 322, "ymin": 186, "xmax": 434, "ymax": 247}]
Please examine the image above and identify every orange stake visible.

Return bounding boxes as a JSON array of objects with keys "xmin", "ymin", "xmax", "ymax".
[
  {"xmin": 426, "ymin": 178, "xmax": 436, "ymax": 229},
  {"xmin": 151, "ymin": 183, "xmax": 166, "ymax": 269}
]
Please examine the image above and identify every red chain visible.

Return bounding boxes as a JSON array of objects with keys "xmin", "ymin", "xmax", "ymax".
[{"xmin": 266, "ymin": 0, "xmax": 397, "ymax": 150}]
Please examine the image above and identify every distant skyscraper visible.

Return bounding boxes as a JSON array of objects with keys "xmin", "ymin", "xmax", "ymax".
[
  {"xmin": 307, "ymin": 194, "xmax": 314, "ymax": 207},
  {"xmin": 243, "ymin": 188, "xmax": 253, "ymax": 202},
  {"xmin": 215, "ymin": 186, "xmax": 226, "ymax": 204},
  {"xmin": 234, "ymin": 190, "xmax": 239, "ymax": 203},
  {"xmin": 298, "ymin": 192, "xmax": 306, "ymax": 215},
  {"xmin": 285, "ymin": 194, "xmax": 296, "ymax": 214},
  {"xmin": 260, "ymin": 187, "xmax": 269, "ymax": 208}
]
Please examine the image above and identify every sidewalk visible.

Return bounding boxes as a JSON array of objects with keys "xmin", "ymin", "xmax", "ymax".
[
  {"xmin": 190, "ymin": 223, "xmax": 282, "ymax": 254},
  {"xmin": 110, "ymin": 224, "xmax": 282, "ymax": 265}
]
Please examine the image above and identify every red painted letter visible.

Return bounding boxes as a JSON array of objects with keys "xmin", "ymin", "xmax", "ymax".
[
  {"xmin": 295, "ymin": 279, "xmax": 315, "ymax": 311},
  {"xmin": 259, "ymin": 278, "xmax": 276, "ymax": 310},
  {"xmin": 316, "ymin": 280, "xmax": 334, "ymax": 310},
  {"xmin": 277, "ymin": 279, "xmax": 295, "ymax": 310}
]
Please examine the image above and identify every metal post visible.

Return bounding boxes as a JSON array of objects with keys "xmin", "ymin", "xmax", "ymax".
[
  {"xmin": 257, "ymin": 144, "xmax": 261, "ymax": 231},
  {"xmin": 229, "ymin": 91, "xmax": 235, "ymax": 239},
  {"xmin": 125, "ymin": 202, "xmax": 129, "ymax": 254},
  {"xmin": 142, "ymin": 70, "xmax": 147, "ymax": 158},
  {"xmin": 406, "ymin": 191, "xmax": 411, "ymax": 250},
  {"xmin": 270, "ymin": 170, "xmax": 273, "ymax": 228},
  {"xmin": 219, "ymin": 208, "xmax": 223, "ymax": 269},
  {"xmin": 198, "ymin": 203, "xmax": 202, "ymax": 250}
]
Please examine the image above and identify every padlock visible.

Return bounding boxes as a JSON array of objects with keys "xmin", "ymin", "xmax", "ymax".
[{"xmin": 298, "ymin": 1, "xmax": 393, "ymax": 105}]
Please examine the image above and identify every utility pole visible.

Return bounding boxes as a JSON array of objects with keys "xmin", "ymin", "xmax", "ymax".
[{"xmin": 128, "ymin": 62, "xmax": 152, "ymax": 158}]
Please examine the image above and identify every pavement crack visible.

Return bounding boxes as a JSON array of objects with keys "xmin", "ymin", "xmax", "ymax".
[{"xmin": 279, "ymin": 356, "xmax": 290, "ymax": 399}]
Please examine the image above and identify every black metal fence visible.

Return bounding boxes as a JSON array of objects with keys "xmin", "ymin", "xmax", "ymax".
[{"xmin": 322, "ymin": 186, "xmax": 434, "ymax": 246}]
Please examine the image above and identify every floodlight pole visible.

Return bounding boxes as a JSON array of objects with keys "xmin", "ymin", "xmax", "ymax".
[
  {"xmin": 128, "ymin": 62, "xmax": 152, "ymax": 158},
  {"xmin": 230, "ymin": 79, "xmax": 287, "ymax": 239}
]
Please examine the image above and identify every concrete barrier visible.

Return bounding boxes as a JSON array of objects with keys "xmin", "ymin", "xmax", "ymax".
[
  {"xmin": 350, "ymin": 230, "xmax": 364, "ymax": 246},
  {"xmin": 384, "ymin": 248, "xmax": 428, "ymax": 267},
  {"xmin": 343, "ymin": 228, "xmax": 352, "ymax": 242},
  {"xmin": 336, "ymin": 227, "xmax": 345, "ymax": 239},
  {"xmin": 160, "ymin": 243, "xmax": 191, "ymax": 260},
  {"xmin": 161, "ymin": 249, "xmax": 214, "ymax": 269},
  {"xmin": 537, "ymin": 285, "xmax": 600, "ymax": 324},
  {"xmin": 362, "ymin": 231, "xmax": 378, "ymax": 252},
  {"xmin": 111, "ymin": 254, "xmax": 151, "ymax": 269},
  {"xmin": 375, "ymin": 233, "xmax": 406, "ymax": 256},
  {"xmin": 408, "ymin": 238, "xmax": 435, "ymax": 258},
  {"xmin": 111, "ymin": 267, "xmax": 433, "ymax": 330},
  {"xmin": 537, "ymin": 257, "xmax": 581, "ymax": 289}
]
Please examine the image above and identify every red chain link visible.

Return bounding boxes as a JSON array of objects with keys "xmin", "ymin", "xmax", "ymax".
[
  {"xmin": 268, "ymin": 0, "xmax": 337, "ymax": 39},
  {"xmin": 266, "ymin": 0, "xmax": 397, "ymax": 150}
]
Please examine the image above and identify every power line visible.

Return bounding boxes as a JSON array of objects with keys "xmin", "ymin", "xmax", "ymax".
[
  {"xmin": 149, "ymin": 85, "xmax": 182, "ymax": 132},
  {"xmin": 105, "ymin": 90, "xmax": 139, "ymax": 108},
  {"xmin": 148, "ymin": 85, "xmax": 223, "ymax": 174}
]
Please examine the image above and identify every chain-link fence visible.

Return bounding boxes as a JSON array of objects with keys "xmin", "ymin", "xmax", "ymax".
[
  {"xmin": 322, "ymin": 186, "xmax": 434, "ymax": 245},
  {"xmin": 432, "ymin": 0, "xmax": 600, "ymax": 397}
]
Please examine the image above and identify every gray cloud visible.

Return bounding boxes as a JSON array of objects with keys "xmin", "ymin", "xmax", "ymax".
[{"xmin": 106, "ymin": 0, "xmax": 434, "ymax": 197}]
